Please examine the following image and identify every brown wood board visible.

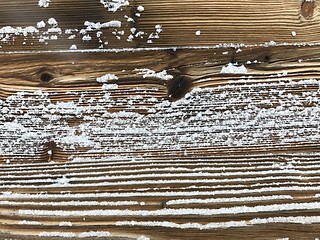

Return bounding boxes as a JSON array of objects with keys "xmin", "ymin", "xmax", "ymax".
[{"xmin": 1, "ymin": 1, "xmax": 320, "ymax": 240}]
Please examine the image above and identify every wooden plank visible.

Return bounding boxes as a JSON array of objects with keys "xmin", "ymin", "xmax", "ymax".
[
  {"xmin": 2, "ymin": 1, "xmax": 320, "ymax": 239},
  {"xmin": 2, "ymin": 45, "xmax": 320, "ymax": 239},
  {"xmin": 0, "ymin": 0, "xmax": 319, "ymax": 51}
]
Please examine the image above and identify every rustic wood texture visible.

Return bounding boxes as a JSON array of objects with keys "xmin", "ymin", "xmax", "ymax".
[
  {"xmin": 0, "ymin": 0, "xmax": 319, "ymax": 51},
  {"xmin": 2, "ymin": 0, "xmax": 320, "ymax": 240}
]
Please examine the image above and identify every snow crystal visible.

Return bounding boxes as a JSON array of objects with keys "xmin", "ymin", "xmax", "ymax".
[
  {"xmin": 291, "ymin": 31, "xmax": 297, "ymax": 37},
  {"xmin": 82, "ymin": 35, "xmax": 92, "ymax": 41},
  {"xmin": 56, "ymin": 175, "xmax": 70, "ymax": 185},
  {"xmin": 36, "ymin": 21, "xmax": 46, "ymax": 29},
  {"xmin": 195, "ymin": 30, "xmax": 201, "ymax": 36},
  {"xmin": 69, "ymin": 44, "xmax": 77, "ymax": 50},
  {"xmin": 134, "ymin": 68, "xmax": 173, "ymax": 80},
  {"xmin": 96, "ymin": 74, "xmax": 119, "ymax": 83},
  {"xmin": 38, "ymin": 0, "xmax": 50, "ymax": 8},
  {"xmin": 137, "ymin": 6, "xmax": 145, "ymax": 12},
  {"xmin": 220, "ymin": 63, "xmax": 248, "ymax": 74},
  {"xmin": 47, "ymin": 17, "xmax": 58, "ymax": 26},
  {"xmin": 100, "ymin": 0, "xmax": 129, "ymax": 12}
]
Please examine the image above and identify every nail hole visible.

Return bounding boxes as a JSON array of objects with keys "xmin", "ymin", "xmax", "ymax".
[
  {"xmin": 40, "ymin": 72, "xmax": 54, "ymax": 82},
  {"xmin": 168, "ymin": 75, "xmax": 192, "ymax": 101}
]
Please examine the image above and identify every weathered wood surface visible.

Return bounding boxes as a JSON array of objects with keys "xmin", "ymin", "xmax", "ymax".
[
  {"xmin": 2, "ymin": 0, "xmax": 320, "ymax": 240},
  {"xmin": 0, "ymin": 0, "xmax": 319, "ymax": 51}
]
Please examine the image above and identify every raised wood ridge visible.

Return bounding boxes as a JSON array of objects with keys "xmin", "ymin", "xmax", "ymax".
[{"xmin": 2, "ymin": 0, "xmax": 320, "ymax": 239}]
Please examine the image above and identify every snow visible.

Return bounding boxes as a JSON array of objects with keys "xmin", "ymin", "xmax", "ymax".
[
  {"xmin": 78, "ymin": 231, "xmax": 111, "ymax": 238},
  {"xmin": 36, "ymin": 21, "xmax": 46, "ymax": 29},
  {"xmin": 69, "ymin": 44, "xmax": 77, "ymax": 50},
  {"xmin": 18, "ymin": 202, "xmax": 320, "ymax": 217},
  {"xmin": 47, "ymin": 18, "xmax": 58, "ymax": 26},
  {"xmin": 96, "ymin": 74, "xmax": 119, "ymax": 83},
  {"xmin": 167, "ymin": 195, "xmax": 293, "ymax": 205},
  {"xmin": 291, "ymin": 31, "xmax": 296, "ymax": 37},
  {"xmin": 195, "ymin": 30, "xmax": 201, "ymax": 36},
  {"xmin": 137, "ymin": 6, "xmax": 145, "ymax": 12},
  {"xmin": 221, "ymin": 63, "xmax": 248, "ymax": 74},
  {"xmin": 39, "ymin": 231, "xmax": 111, "ymax": 238},
  {"xmin": 116, "ymin": 216, "xmax": 320, "ymax": 229},
  {"xmin": 84, "ymin": 20, "xmax": 122, "ymax": 30},
  {"xmin": 134, "ymin": 68, "xmax": 173, "ymax": 80},
  {"xmin": 39, "ymin": 232, "xmax": 77, "ymax": 238},
  {"xmin": 147, "ymin": 25, "xmax": 162, "ymax": 43},
  {"xmin": 100, "ymin": 0, "xmax": 129, "ymax": 12},
  {"xmin": 55, "ymin": 175, "xmax": 70, "ymax": 185},
  {"xmin": 59, "ymin": 221, "xmax": 73, "ymax": 227},
  {"xmin": 38, "ymin": 0, "xmax": 50, "ymax": 8},
  {"xmin": 102, "ymin": 84, "xmax": 119, "ymax": 90},
  {"xmin": 19, "ymin": 220, "xmax": 42, "ymax": 225},
  {"xmin": 82, "ymin": 35, "xmax": 92, "ymax": 41},
  {"xmin": 0, "ymin": 26, "xmax": 39, "ymax": 36},
  {"xmin": 137, "ymin": 236, "xmax": 150, "ymax": 240}
]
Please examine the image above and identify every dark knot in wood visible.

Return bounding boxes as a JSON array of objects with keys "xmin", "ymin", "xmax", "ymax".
[
  {"xmin": 301, "ymin": 0, "xmax": 315, "ymax": 19},
  {"xmin": 167, "ymin": 75, "xmax": 193, "ymax": 101},
  {"xmin": 40, "ymin": 72, "xmax": 54, "ymax": 82}
]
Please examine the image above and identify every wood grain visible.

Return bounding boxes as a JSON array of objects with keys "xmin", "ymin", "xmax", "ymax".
[
  {"xmin": 0, "ymin": 0, "xmax": 320, "ymax": 51},
  {"xmin": 2, "ymin": 0, "xmax": 320, "ymax": 239},
  {"xmin": 2, "ymin": 45, "xmax": 320, "ymax": 239}
]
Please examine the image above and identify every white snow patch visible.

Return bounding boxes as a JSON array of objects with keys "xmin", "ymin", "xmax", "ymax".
[
  {"xmin": 195, "ymin": 30, "xmax": 201, "ymax": 36},
  {"xmin": 147, "ymin": 25, "xmax": 162, "ymax": 43},
  {"xmin": 19, "ymin": 220, "xmax": 42, "ymax": 225},
  {"xmin": 102, "ymin": 84, "xmax": 119, "ymax": 90},
  {"xmin": 78, "ymin": 231, "xmax": 111, "ymax": 238},
  {"xmin": 137, "ymin": 6, "xmax": 145, "ymax": 12},
  {"xmin": 134, "ymin": 68, "xmax": 173, "ymax": 80},
  {"xmin": 82, "ymin": 35, "xmax": 92, "ymax": 41},
  {"xmin": 167, "ymin": 195, "xmax": 293, "ymax": 205},
  {"xmin": 55, "ymin": 175, "xmax": 70, "ymax": 185},
  {"xmin": 84, "ymin": 20, "xmax": 122, "ymax": 30},
  {"xmin": 36, "ymin": 21, "xmax": 46, "ymax": 29},
  {"xmin": 19, "ymin": 202, "xmax": 320, "ymax": 217},
  {"xmin": 221, "ymin": 63, "xmax": 248, "ymax": 74},
  {"xmin": 96, "ymin": 74, "xmax": 119, "ymax": 83},
  {"xmin": 116, "ymin": 216, "xmax": 320, "ymax": 229},
  {"xmin": 39, "ymin": 232, "xmax": 77, "ymax": 238},
  {"xmin": 0, "ymin": 26, "xmax": 39, "ymax": 36},
  {"xmin": 59, "ymin": 221, "xmax": 73, "ymax": 227},
  {"xmin": 291, "ymin": 31, "xmax": 296, "ymax": 37},
  {"xmin": 69, "ymin": 44, "xmax": 77, "ymax": 50},
  {"xmin": 47, "ymin": 17, "xmax": 58, "ymax": 26},
  {"xmin": 137, "ymin": 236, "xmax": 150, "ymax": 240},
  {"xmin": 100, "ymin": 0, "xmax": 129, "ymax": 12},
  {"xmin": 38, "ymin": 0, "xmax": 50, "ymax": 7}
]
